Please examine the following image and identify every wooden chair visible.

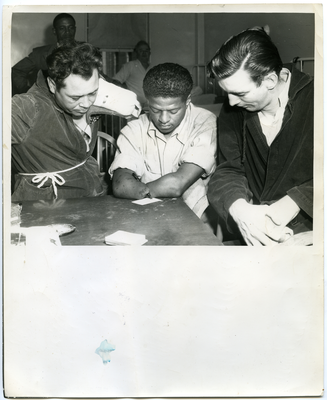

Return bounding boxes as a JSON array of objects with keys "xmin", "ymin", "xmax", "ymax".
[{"xmin": 96, "ymin": 131, "xmax": 118, "ymax": 174}]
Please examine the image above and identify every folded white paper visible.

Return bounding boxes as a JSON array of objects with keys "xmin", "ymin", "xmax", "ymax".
[
  {"xmin": 132, "ymin": 198, "xmax": 162, "ymax": 206},
  {"xmin": 105, "ymin": 230, "xmax": 148, "ymax": 246}
]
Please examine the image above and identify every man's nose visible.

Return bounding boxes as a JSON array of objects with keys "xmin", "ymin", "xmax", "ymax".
[
  {"xmin": 159, "ymin": 111, "xmax": 170, "ymax": 124},
  {"xmin": 228, "ymin": 94, "xmax": 240, "ymax": 106},
  {"xmin": 79, "ymin": 96, "xmax": 94, "ymax": 109}
]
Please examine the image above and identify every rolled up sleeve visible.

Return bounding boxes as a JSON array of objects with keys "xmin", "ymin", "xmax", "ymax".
[
  {"xmin": 109, "ymin": 121, "xmax": 146, "ymax": 176},
  {"xmin": 181, "ymin": 114, "xmax": 217, "ymax": 176}
]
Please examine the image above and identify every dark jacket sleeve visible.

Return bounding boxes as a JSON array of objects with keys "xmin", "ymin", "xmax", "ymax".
[
  {"xmin": 12, "ymin": 45, "xmax": 53, "ymax": 96},
  {"xmin": 287, "ymin": 180, "xmax": 313, "ymax": 218},
  {"xmin": 12, "ymin": 94, "xmax": 37, "ymax": 144},
  {"xmin": 207, "ymin": 102, "xmax": 253, "ymax": 223},
  {"xmin": 12, "ymin": 56, "xmax": 37, "ymax": 95}
]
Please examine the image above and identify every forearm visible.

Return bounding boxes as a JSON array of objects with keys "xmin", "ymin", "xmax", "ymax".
[
  {"xmin": 267, "ymin": 195, "xmax": 300, "ymax": 226},
  {"xmin": 287, "ymin": 179, "xmax": 313, "ymax": 218},
  {"xmin": 112, "ymin": 168, "xmax": 151, "ymax": 199},
  {"xmin": 146, "ymin": 173, "xmax": 185, "ymax": 198},
  {"xmin": 208, "ymin": 169, "xmax": 252, "ymax": 224},
  {"xmin": 147, "ymin": 163, "xmax": 204, "ymax": 199},
  {"xmin": 208, "ymin": 110, "xmax": 252, "ymax": 221}
]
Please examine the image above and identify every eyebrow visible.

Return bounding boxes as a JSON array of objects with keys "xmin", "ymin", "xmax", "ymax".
[
  {"xmin": 69, "ymin": 89, "xmax": 98, "ymax": 99},
  {"xmin": 150, "ymin": 105, "xmax": 180, "ymax": 112},
  {"xmin": 228, "ymin": 90, "xmax": 248, "ymax": 96}
]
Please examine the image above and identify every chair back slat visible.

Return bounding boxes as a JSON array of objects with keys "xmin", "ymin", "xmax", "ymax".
[{"xmin": 96, "ymin": 131, "xmax": 118, "ymax": 173}]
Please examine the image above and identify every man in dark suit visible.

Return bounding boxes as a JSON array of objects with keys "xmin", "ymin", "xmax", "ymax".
[
  {"xmin": 12, "ymin": 13, "xmax": 76, "ymax": 95},
  {"xmin": 207, "ymin": 27, "xmax": 313, "ymax": 246}
]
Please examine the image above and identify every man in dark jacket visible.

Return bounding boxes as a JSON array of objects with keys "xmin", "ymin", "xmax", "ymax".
[
  {"xmin": 207, "ymin": 27, "xmax": 313, "ymax": 246},
  {"xmin": 12, "ymin": 13, "xmax": 76, "ymax": 95},
  {"xmin": 11, "ymin": 41, "xmax": 141, "ymax": 201}
]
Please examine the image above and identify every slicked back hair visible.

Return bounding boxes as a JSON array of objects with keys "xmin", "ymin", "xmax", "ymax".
[
  {"xmin": 143, "ymin": 63, "xmax": 193, "ymax": 101},
  {"xmin": 207, "ymin": 27, "xmax": 283, "ymax": 86},
  {"xmin": 46, "ymin": 42, "xmax": 102, "ymax": 90}
]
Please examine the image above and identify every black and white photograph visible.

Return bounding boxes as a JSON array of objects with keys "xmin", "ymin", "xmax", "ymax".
[{"xmin": 2, "ymin": 2, "xmax": 324, "ymax": 399}]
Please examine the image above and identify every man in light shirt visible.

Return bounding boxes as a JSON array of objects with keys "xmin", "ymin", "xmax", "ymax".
[
  {"xmin": 112, "ymin": 40, "xmax": 151, "ymax": 107},
  {"xmin": 110, "ymin": 63, "xmax": 218, "ymax": 231},
  {"xmin": 207, "ymin": 27, "xmax": 313, "ymax": 246}
]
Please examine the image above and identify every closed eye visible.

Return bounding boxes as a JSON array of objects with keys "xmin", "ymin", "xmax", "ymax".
[
  {"xmin": 150, "ymin": 107, "xmax": 179, "ymax": 114},
  {"xmin": 70, "ymin": 90, "xmax": 98, "ymax": 102},
  {"xmin": 230, "ymin": 91, "xmax": 247, "ymax": 97}
]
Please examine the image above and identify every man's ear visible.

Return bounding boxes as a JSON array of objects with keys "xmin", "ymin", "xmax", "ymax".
[
  {"xmin": 186, "ymin": 94, "xmax": 192, "ymax": 106},
  {"xmin": 47, "ymin": 77, "xmax": 56, "ymax": 94},
  {"xmin": 263, "ymin": 72, "xmax": 278, "ymax": 90}
]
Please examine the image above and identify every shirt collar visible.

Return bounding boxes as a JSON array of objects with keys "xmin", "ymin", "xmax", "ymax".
[{"xmin": 278, "ymin": 68, "xmax": 291, "ymax": 108}]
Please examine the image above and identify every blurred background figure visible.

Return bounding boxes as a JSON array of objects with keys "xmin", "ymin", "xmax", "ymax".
[
  {"xmin": 12, "ymin": 13, "xmax": 77, "ymax": 96},
  {"xmin": 112, "ymin": 40, "xmax": 151, "ymax": 107}
]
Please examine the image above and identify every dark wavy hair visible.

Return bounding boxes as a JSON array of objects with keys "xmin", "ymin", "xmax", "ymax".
[
  {"xmin": 46, "ymin": 42, "xmax": 102, "ymax": 90},
  {"xmin": 143, "ymin": 63, "xmax": 193, "ymax": 101},
  {"xmin": 207, "ymin": 27, "xmax": 283, "ymax": 86}
]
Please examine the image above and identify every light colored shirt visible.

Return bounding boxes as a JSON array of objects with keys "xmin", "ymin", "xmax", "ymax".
[
  {"xmin": 259, "ymin": 69, "xmax": 291, "ymax": 146},
  {"xmin": 113, "ymin": 59, "xmax": 150, "ymax": 105},
  {"xmin": 110, "ymin": 103, "xmax": 217, "ymax": 217}
]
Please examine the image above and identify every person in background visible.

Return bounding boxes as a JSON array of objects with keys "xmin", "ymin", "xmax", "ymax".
[
  {"xmin": 11, "ymin": 41, "xmax": 140, "ymax": 201},
  {"xmin": 12, "ymin": 13, "xmax": 77, "ymax": 96},
  {"xmin": 112, "ymin": 40, "xmax": 151, "ymax": 107},
  {"xmin": 207, "ymin": 27, "xmax": 313, "ymax": 246},
  {"xmin": 110, "ymin": 63, "xmax": 218, "ymax": 233}
]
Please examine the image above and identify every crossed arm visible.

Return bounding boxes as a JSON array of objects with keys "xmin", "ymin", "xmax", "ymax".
[{"xmin": 112, "ymin": 162, "xmax": 205, "ymax": 200}]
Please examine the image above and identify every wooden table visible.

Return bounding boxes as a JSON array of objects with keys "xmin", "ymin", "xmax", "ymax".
[{"xmin": 17, "ymin": 195, "xmax": 221, "ymax": 246}]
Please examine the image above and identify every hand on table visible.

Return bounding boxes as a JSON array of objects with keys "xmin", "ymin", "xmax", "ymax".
[
  {"xmin": 278, "ymin": 231, "xmax": 313, "ymax": 246},
  {"xmin": 112, "ymin": 168, "xmax": 151, "ymax": 199},
  {"xmin": 264, "ymin": 195, "xmax": 300, "ymax": 242},
  {"xmin": 229, "ymin": 196, "xmax": 300, "ymax": 246}
]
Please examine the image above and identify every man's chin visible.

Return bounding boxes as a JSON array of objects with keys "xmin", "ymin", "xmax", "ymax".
[
  {"xmin": 158, "ymin": 127, "xmax": 174, "ymax": 135},
  {"xmin": 59, "ymin": 38, "xmax": 76, "ymax": 46},
  {"xmin": 72, "ymin": 110, "xmax": 88, "ymax": 117}
]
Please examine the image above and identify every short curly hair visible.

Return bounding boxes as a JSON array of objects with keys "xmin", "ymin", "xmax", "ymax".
[
  {"xmin": 143, "ymin": 63, "xmax": 193, "ymax": 101},
  {"xmin": 46, "ymin": 42, "xmax": 102, "ymax": 90},
  {"xmin": 53, "ymin": 13, "xmax": 75, "ymax": 28}
]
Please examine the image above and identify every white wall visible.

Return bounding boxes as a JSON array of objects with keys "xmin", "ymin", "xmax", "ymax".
[
  {"xmin": 149, "ymin": 13, "xmax": 198, "ymax": 71},
  {"xmin": 204, "ymin": 13, "xmax": 315, "ymax": 68},
  {"xmin": 10, "ymin": 12, "xmax": 315, "ymax": 89}
]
